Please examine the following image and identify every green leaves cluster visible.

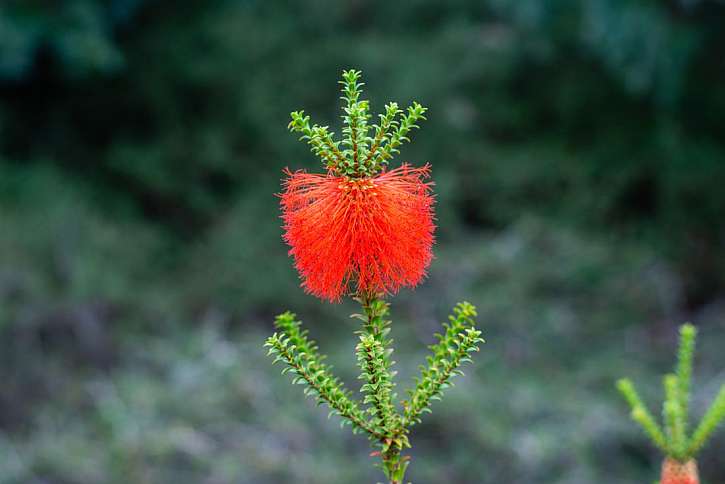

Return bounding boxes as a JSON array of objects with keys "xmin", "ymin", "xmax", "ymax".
[
  {"xmin": 288, "ymin": 70, "xmax": 427, "ymax": 178},
  {"xmin": 617, "ymin": 324, "xmax": 725, "ymax": 461},
  {"xmin": 265, "ymin": 299, "xmax": 484, "ymax": 484}
]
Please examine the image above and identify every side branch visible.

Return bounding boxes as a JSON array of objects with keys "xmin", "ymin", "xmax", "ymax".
[
  {"xmin": 371, "ymin": 102, "xmax": 427, "ymax": 169},
  {"xmin": 688, "ymin": 384, "xmax": 725, "ymax": 455},
  {"xmin": 288, "ymin": 111, "xmax": 347, "ymax": 171},
  {"xmin": 364, "ymin": 102, "xmax": 401, "ymax": 172},
  {"xmin": 265, "ymin": 311, "xmax": 381, "ymax": 439},
  {"xmin": 402, "ymin": 302, "xmax": 484, "ymax": 428},
  {"xmin": 616, "ymin": 378, "xmax": 669, "ymax": 452}
]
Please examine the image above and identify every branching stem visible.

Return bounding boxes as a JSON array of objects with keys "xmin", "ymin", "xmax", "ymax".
[{"xmin": 267, "ymin": 298, "xmax": 484, "ymax": 484}]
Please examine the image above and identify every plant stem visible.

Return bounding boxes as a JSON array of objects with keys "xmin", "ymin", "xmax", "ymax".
[
  {"xmin": 382, "ymin": 440, "xmax": 406, "ymax": 484},
  {"xmin": 359, "ymin": 292, "xmax": 410, "ymax": 484}
]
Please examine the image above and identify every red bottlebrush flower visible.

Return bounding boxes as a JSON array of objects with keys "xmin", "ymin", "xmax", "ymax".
[
  {"xmin": 280, "ymin": 164, "xmax": 435, "ymax": 302},
  {"xmin": 661, "ymin": 458, "xmax": 700, "ymax": 484}
]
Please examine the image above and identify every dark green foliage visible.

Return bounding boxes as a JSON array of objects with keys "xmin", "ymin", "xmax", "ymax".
[
  {"xmin": 1, "ymin": 1, "xmax": 725, "ymax": 483},
  {"xmin": 2, "ymin": 0, "xmax": 725, "ymax": 287}
]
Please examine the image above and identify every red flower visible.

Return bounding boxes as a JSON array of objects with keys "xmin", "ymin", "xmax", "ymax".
[
  {"xmin": 661, "ymin": 458, "xmax": 699, "ymax": 484},
  {"xmin": 280, "ymin": 164, "xmax": 435, "ymax": 302}
]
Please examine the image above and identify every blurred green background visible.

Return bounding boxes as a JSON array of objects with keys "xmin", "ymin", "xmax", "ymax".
[{"xmin": 1, "ymin": 1, "xmax": 724, "ymax": 483}]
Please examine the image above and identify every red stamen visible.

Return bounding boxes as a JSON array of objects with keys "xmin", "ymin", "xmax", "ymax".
[{"xmin": 280, "ymin": 164, "xmax": 435, "ymax": 302}]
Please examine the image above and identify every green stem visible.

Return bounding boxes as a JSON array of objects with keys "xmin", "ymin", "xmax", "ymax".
[
  {"xmin": 358, "ymin": 293, "xmax": 410, "ymax": 484},
  {"xmin": 381, "ymin": 440, "xmax": 407, "ymax": 484}
]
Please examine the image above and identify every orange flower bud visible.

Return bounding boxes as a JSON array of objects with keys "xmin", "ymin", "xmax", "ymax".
[{"xmin": 661, "ymin": 458, "xmax": 699, "ymax": 484}]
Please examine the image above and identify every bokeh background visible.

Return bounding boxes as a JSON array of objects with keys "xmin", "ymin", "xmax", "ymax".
[{"xmin": 1, "ymin": 1, "xmax": 724, "ymax": 483}]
